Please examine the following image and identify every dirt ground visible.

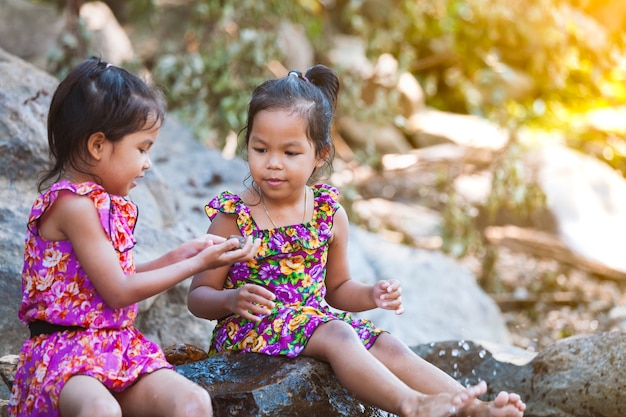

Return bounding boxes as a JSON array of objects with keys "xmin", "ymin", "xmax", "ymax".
[{"xmin": 465, "ymin": 247, "xmax": 626, "ymax": 352}]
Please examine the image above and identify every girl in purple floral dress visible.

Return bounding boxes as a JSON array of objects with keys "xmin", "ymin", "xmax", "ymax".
[
  {"xmin": 9, "ymin": 57, "xmax": 258, "ymax": 417},
  {"xmin": 188, "ymin": 65, "xmax": 526, "ymax": 417}
]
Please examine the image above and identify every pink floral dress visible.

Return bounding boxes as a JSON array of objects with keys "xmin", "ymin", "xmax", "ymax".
[
  {"xmin": 9, "ymin": 181, "xmax": 172, "ymax": 417},
  {"xmin": 205, "ymin": 183, "xmax": 383, "ymax": 358}
]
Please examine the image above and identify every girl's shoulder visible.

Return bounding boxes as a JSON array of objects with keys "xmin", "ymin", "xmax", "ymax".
[
  {"xmin": 204, "ymin": 190, "xmax": 248, "ymax": 220},
  {"xmin": 39, "ymin": 180, "xmax": 136, "ymax": 214},
  {"xmin": 28, "ymin": 181, "xmax": 137, "ymax": 250},
  {"xmin": 311, "ymin": 183, "xmax": 341, "ymax": 209}
]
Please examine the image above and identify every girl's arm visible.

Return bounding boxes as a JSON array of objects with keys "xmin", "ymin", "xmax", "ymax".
[
  {"xmin": 45, "ymin": 191, "xmax": 258, "ymax": 309},
  {"xmin": 324, "ymin": 206, "xmax": 404, "ymax": 314},
  {"xmin": 187, "ymin": 212, "xmax": 275, "ymax": 322},
  {"xmin": 135, "ymin": 235, "xmax": 226, "ymax": 273}
]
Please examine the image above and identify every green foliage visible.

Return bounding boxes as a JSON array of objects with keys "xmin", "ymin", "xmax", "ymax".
[
  {"xmin": 146, "ymin": 0, "xmax": 327, "ymax": 147},
  {"xmin": 341, "ymin": 0, "xmax": 626, "ymax": 166},
  {"xmin": 485, "ymin": 143, "xmax": 547, "ymax": 225},
  {"xmin": 333, "ymin": 0, "xmax": 624, "ymax": 277},
  {"xmin": 440, "ymin": 141, "xmax": 548, "ymax": 286},
  {"xmin": 440, "ymin": 189, "xmax": 482, "ymax": 258},
  {"xmin": 40, "ymin": 0, "xmax": 328, "ymax": 149},
  {"xmin": 41, "ymin": 0, "xmax": 151, "ymax": 79},
  {"xmin": 46, "ymin": 17, "xmax": 92, "ymax": 80}
]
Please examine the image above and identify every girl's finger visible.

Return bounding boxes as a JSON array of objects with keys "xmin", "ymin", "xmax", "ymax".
[
  {"xmin": 248, "ymin": 295, "xmax": 275, "ymax": 310},
  {"xmin": 247, "ymin": 284, "xmax": 276, "ymax": 300}
]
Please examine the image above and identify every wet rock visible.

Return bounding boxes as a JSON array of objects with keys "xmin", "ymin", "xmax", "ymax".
[{"xmin": 176, "ymin": 351, "xmax": 391, "ymax": 417}]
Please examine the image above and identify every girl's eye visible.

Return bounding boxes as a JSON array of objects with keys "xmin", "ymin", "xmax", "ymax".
[
  {"xmin": 285, "ymin": 151, "xmax": 299, "ymax": 156},
  {"xmin": 252, "ymin": 147, "xmax": 267, "ymax": 153}
]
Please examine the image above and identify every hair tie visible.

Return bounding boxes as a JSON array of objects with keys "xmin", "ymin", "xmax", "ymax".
[{"xmin": 288, "ymin": 70, "xmax": 309, "ymax": 83}]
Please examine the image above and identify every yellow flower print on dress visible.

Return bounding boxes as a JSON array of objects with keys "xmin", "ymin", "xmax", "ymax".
[
  {"xmin": 319, "ymin": 201, "xmax": 331, "ymax": 215},
  {"xmin": 288, "ymin": 314, "xmax": 308, "ymax": 332},
  {"xmin": 273, "ymin": 317, "xmax": 285, "ymax": 333},
  {"xmin": 242, "ymin": 330, "xmax": 266, "ymax": 351},
  {"xmin": 279, "ymin": 255, "xmax": 305, "ymax": 275},
  {"xmin": 299, "ymin": 273, "xmax": 313, "ymax": 288},
  {"xmin": 226, "ymin": 321, "xmax": 239, "ymax": 339},
  {"xmin": 301, "ymin": 306, "xmax": 324, "ymax": 317}
]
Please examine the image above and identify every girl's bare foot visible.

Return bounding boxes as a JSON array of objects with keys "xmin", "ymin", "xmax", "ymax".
[
  {"xmin": 400, "ymin": 381, "xmax": 488, "ymax": 417},
  {"xmin": 486, "ymin": 391, "xmax": 526, "ymax": 417},
  {"xmin": 461, "ymin": 389, "xmax": 526, "ymax": 417}
]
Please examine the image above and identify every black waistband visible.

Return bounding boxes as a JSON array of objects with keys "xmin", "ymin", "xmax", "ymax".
[{"xmin": 29, "ymin": 320, "xmax": 85, "ymax": 338}]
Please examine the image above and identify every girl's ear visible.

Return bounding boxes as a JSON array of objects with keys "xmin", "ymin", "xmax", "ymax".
[
  {"xmin": 316, "ymin": 146, "xmax": 331, "ymax": 168},
  {"xmin": 87, "ymin": 132, "xmax": 107, "ymax": 160}
]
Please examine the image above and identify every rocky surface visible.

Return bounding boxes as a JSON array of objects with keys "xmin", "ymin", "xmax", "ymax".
[{"xmin": 4, "ymin": 333, "xmax": 626, "ymax": 417}]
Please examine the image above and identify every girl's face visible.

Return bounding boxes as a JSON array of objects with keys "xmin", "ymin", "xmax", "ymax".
[
  {"xmin": 97, "ymin": 120, "xmax": 159, "ymax": 196},
  {"xmin": 247, "ymin": 108, "xmax": 323, "ymax": 201}
]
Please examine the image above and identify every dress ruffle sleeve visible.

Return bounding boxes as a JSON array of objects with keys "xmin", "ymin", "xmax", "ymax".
[{"xmin": 27, "ymin": 181, "xmax": 137, "ymax": 252}]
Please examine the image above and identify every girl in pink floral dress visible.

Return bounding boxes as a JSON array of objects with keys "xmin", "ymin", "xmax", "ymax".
[
  {"xmin": 188, "ymin": 65, "xmax": 526, "ymax": 417},
  {"xmin": 9, "ymin": 56, "xmax": 259, "ymax": 417}
]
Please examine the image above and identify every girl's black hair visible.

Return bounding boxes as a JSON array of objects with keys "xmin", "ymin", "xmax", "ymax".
[
  {"xmin": 39, "ymin": 56, "xmax": 166, "ymax": 191},
  {"xmin": 242, "ymin": 64, "xmax": 339, "ymax": 183}
]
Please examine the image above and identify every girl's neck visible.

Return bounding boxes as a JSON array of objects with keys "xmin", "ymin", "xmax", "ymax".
[
  {"xmin": 257, "ymin": 186, "xmax": 310, "ymax": 229},
  {"xmin": 61, "ymin": 170, "xmax": 93, "ymax": 184}
]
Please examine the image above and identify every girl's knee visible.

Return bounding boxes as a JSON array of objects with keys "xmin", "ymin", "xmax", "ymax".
[
  {"xmin": 305, "ymin": 320, "xmax": 364, "ymax": 358},
  {"xmin": 371, "ymin": 333, "xmax": 413, "ymax": 358},
  {"xmin": 173, "ymin": 384, "xmax": 213, "ymax": 417},
  {"xmin": 74, "ymin": 397, "xmax": 122, "ymax": 417},
  {"xmin": 59, "ymin": 376, "xmax": 122, "ymax": 417},
  {"xmin": 315, "ymin": 320, "xmax": 362, "ymax": 344},
  {"xmin": 91, "ymin": 399, "xmax": 123, "ymax": 417}
]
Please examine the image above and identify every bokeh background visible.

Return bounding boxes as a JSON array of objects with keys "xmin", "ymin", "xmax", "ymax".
[{"xmin": 2, "ymin": 0, "xmax": 626, "ymax": 351}]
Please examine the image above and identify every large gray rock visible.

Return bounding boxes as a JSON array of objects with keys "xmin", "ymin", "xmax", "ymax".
[
  {"xmin": 175, "ymin": 333, "xmax": 625, "ymax": 417},
  {"xmin": 410, "ymin": 333, "xmax": 626, "ymax": 417},
  {"xmin": 0, "ymin": 47, "xmax": 57, "ymax": 181},
  {"xmin": 0, "ymin": 48, "xmax": 57, "ymax": 356},
  {"xmin": 0, "ymin": 0, "xmax": 65, "ymax": 69},
  {"xmin": 529, "ymin": 145, "xmax": 626, "ymax": 274},
  {"xmin": 519, "ymin": 331, "xmax": 626, "ymax": 417}
]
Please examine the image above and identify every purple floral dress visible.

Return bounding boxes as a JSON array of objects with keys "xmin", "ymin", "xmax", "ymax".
[
  {"xmin": 205, "ymin": 183, "xmax": 383, "ymax": 358},
  {"xmin": 9, "ymin": 181, "xmax": 172, "ymax": 417}
]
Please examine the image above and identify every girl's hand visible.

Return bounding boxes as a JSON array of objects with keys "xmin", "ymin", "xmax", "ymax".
[
  {"xmin": 373, "ymin": 279, "xmax": 404, "ymax": 315},
  {"xmin": 176, "ymin": 234, "xmax": 228, "ymax": 260},
  {"xmin": 196, "ymin": 236, "xmax": 261, "ymax": 269},
  {"xmin": 230, "ymin": 283, "xmax": 276, "ymax": 322}
]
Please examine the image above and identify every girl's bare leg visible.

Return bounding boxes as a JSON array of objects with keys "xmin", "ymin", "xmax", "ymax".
[
  {"xmin": 59, "ymin": 375, "xmax": 122, "ymax": 417},
  {"xmin": 302, "ymin": 321, "xmax": 486, "ymax": 417},
  {"xmin": 113, "ymin": 368, "xmax": 212, "ymax": 417},
  {"xmin": 369, "ymin": 334, "xmax": 525, "ymax": 417}
]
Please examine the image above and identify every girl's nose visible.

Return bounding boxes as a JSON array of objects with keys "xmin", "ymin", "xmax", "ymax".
[
  {"xmin": 144, "ymin": 155, "xmax": 152, "ymax": 169},
  {"xmin": 266, "ymin": 153, "xmax": 282, "ymax": 169}
]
